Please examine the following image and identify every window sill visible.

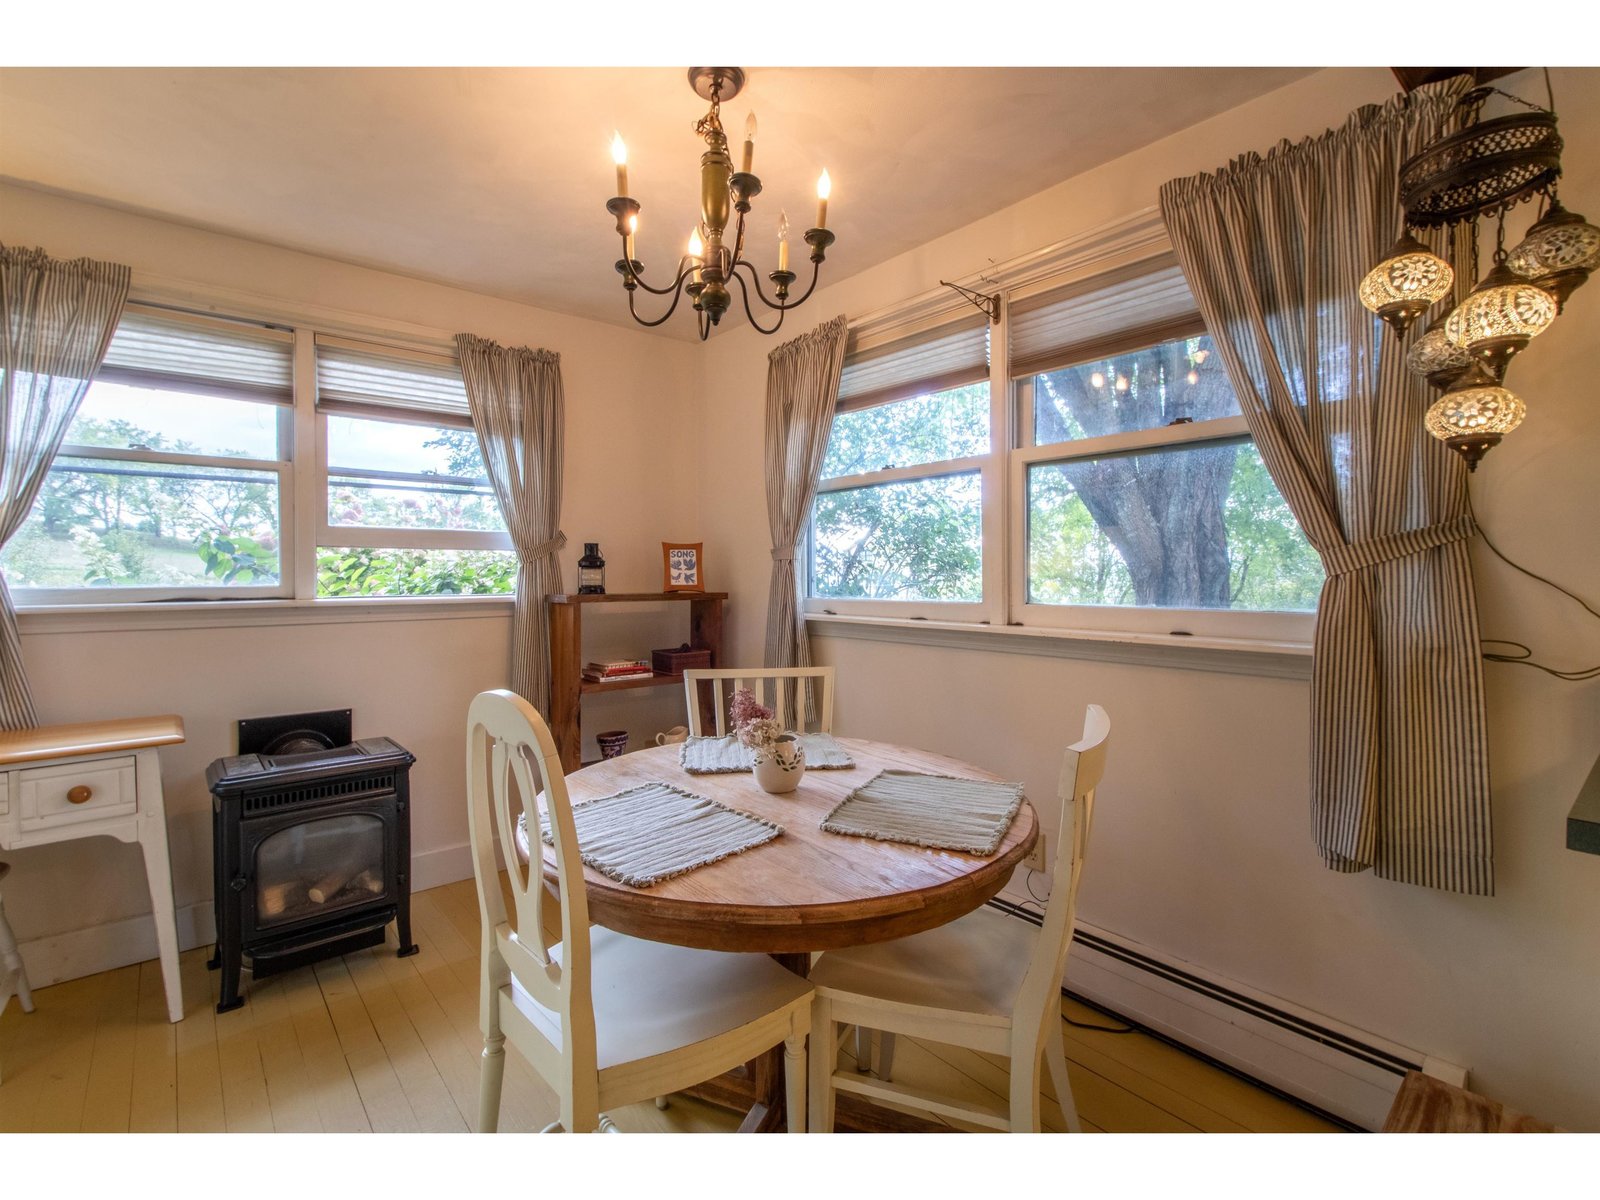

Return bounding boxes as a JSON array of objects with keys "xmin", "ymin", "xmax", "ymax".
[
  {"xmin": 16, "ymin": 595, "xmax": 516, "ymax": 635},
  {"xmin": 805, "ymin": 613, "xmax": 1313, "ymax": 680}
]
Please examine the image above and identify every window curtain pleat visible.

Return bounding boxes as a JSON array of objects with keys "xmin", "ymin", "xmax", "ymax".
[
  {"xmin": 0, "ymin": 244, "xmax": 132, "ymax": 729},
  {"xmin": 765, "ymin": 315, "xmax": 849, "ymax": 684},
  {"xmin": 454, "ymin": 334, "xmax": 565, "ymax": 716},
  {"xmin": 1157, "ymin": 75, "xmax": 1494, "ymax": 894}
]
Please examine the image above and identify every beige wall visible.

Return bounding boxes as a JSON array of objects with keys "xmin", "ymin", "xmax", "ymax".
[
  {"xmin": 697, "ymin": 67, "xmax": 1600, "ymax": 1129},
  {"xmin": 0, "ymin": 184, "xmax": 703, "ymax": 954}
]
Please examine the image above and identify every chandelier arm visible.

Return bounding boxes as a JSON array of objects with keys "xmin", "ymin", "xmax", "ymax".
[
  {"xmin": 730, "ymin": 268, "xmax": 786, "ymax": 335},
  {"xmin": 621, "ymin": 249, "xmax": 699, "ymax": 297},
  {"xmin": 626, "ymin": 277, "xmax": 695, "ymax": 328},
  {"xmin": 731, "ymin": 260, "xmax": 790, "ymax": 311},
  {"xmin": 780, "ymin": 257, "xmax": 826, "ymax": 310}
]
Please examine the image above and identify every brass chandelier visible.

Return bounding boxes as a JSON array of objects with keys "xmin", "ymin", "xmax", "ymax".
[
  {"xmin": 1361, "ymin": 77, "xmax": 1600, "ymax": 470},
  {"xmin": 605, "ymin": 68, "xmax": 835, "ymax": 340}
]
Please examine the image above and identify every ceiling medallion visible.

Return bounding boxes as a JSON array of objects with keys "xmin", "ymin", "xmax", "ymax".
[{"xmin": 605, "ymin": 68, "xmax": 835, "ymax": 341}]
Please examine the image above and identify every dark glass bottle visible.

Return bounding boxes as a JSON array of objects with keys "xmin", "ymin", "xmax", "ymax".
[{"xmin": 577, "ymin": 542, "xmax": 606, "ymax": 594}]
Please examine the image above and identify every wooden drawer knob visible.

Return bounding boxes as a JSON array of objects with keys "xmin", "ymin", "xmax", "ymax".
[{"xmin": 68, "ymin": 784, "xmax": 94, "ymax": 805}]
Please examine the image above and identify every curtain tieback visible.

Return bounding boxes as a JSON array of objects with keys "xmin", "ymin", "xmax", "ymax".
[
  {"xmin": 770, "ymin": 547, "xmax": 796, "ymax": 562},
  {"xmin": 1322, "ymin": 515, "xmax": 1475, "ymax": 577},
  {"xmin": 527, "ymin": 531, "xmax": 567, "ymax": 560}
]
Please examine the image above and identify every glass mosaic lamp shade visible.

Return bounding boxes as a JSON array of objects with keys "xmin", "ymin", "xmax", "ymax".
[
  {"xmin": 1406, "ymin": 309, "xmax": 1473, "ymax": 390},
  {"xmin": 1505, "ymin": 201, "xmax": 1600, "ymax": 312},
  {"xmin": 1443, "ymin": 261, "xmax": 1557, "ymax": 377},
  {"xmin": 1359, "ymin": 234, "xmax": 1455, "ymax": 333},
  {"xmin": 1424, "ymin": 363, "xmax": 1527, "ymax": 471}
]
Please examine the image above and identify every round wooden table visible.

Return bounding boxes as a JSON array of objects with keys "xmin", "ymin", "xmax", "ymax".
[
  {"xmin": 527, "ymin": 737, "xmax": 1037, "ymax": 956},
  {"xmin": 515, "ymin": 736, "xmax": 1038, "ymax": 1133}
]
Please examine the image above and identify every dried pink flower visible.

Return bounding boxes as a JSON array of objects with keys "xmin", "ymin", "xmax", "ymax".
[
  {"xmin": 729, "ymin": 687, "xmax": 773, "ymax": 729},
  {"xmin": 736, "ymin": 716, "xmax": 784, "ymax": 750}
]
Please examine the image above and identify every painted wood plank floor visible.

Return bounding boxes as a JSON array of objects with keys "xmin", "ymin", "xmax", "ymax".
[{"xmin": 0, "ymin": 879, "xmax": 1338, "ymax": 1134}]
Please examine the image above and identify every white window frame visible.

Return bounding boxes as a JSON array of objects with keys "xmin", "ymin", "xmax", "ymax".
[
  {"xmin": 316, "ymin": 410, "xmax": 512, "ymax": 556},
  {"xmin": 7, "ymin": 307, "xmax": 516, "ymax": 609},
  {"xmin": 805, "ymin": 261, "xmax": 1321, "ymax": 647},
  {"xmin": 803, "ymin": 365, "xmax": 1008, "ymax": 625},
  {"xmin": 8, "ymin": 311, "xmax": 297, "ymax": 606}
]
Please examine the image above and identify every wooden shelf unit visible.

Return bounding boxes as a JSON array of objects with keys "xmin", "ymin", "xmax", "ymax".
[{"xmin": 547, "ymin": 591, "xmax": 726, "ymax": 773}]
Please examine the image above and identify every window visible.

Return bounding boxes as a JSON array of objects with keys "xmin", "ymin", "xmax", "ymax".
[
  {"xmin": 807, "ymin": 257, "xmax": 1323, "ymax": 641},
  {"xmin": 314, "ymin": 338, "xmax": 515, "ymax": 597},
  {"xmin": 0, "ymin": 304, "xmax": 520, "ymax": 607},
  {"xmin": 808, "ymin": 316, "xmax": 996, "ymax": 621},
  {"xmin": 1, "ymin": 307, "xmax": 293, "ymax": 601}
]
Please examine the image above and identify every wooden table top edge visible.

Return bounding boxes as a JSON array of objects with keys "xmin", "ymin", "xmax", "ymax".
[
  {"xmin": 526, "ymin": 737, "xmax": 1038, "ymax": 954},
  {"xmin": 0, "ymin": 713, "xmax": 187, "ymax": 765}
]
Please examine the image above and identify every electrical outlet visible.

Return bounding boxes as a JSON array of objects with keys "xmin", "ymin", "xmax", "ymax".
[{"xmin": 1023, "ymin": 832, "xmax": 1047, "ymax": 873}]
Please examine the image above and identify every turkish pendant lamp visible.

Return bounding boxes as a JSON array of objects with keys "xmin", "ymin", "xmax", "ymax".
[
  {"xmin": 1505, "ymin": 198, "xmax": 1600, "ymax": 312},
  {"xmin": 1444, "ymin": 215, "xmax": 1558, "ymax": 378},
  {"xmin": 1359, "ymin": 232, "xmax": 1455, "ymax": 333},
  {"xmin": 1406, "ymin": 307, "xmax": 1473, "ymax": 390},
  {"xmin": 1423, "ymin": 361, "xmax": 1527, "ymax": 471}
]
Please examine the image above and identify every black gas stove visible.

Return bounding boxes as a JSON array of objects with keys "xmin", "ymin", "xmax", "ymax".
[{"xmin": 206, "ymin": 709, "xmax": 418, "ymax": 1013}]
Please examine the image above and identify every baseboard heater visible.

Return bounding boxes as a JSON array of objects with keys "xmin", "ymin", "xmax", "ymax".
[{"xmin": 987, "ymin": 898, "xmax": 1465, "ymax": 1131}]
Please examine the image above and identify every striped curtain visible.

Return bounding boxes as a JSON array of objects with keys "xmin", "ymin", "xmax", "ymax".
[
  {"xmin": 0, "ymin": 245, "xmax": 131, "ymax": 729},
  {"xmin": 454, "ymin": 334, "xmax": 565, "ymax": 718},
  {"xmin": 764, "ymin": 315, "xmax": 849, "ymax": 675},
  {"xmin": 1158, "ymin": 76, "xmax": 1495, "ymax": 895}
]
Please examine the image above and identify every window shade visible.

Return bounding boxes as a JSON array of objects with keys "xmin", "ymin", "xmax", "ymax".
[
  {"xmin": 1009, "ymin": 258, "xmax": 1203, "ymax": 378},
  {"xmin": 315, "ymin": 336, "xmax": 472, "ymax": 428},
  {"xmin": 98, "ymin": 306, "xmax": 294, "ymax": 402},
  {"xmin": 837, "ymin": 315, "xmax": 989, "ymax": 412}
]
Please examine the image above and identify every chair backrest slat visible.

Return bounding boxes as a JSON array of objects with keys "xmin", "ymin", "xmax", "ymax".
[
  {"xmin": 682, "ymin": 667, "xmax": 836, "ymax": 737},
  {"xmin": 1010, "ymin": 705, "xmax": 1111, "ymax": 1055},
  {"xmin": 466, "ymin": 691, "xmax": 597, "ymax": 1076}
]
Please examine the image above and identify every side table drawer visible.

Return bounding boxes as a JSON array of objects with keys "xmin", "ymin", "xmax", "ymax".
[{"xmin": 19, "ymin": 756, "xmax": 138, "ymax": 832}]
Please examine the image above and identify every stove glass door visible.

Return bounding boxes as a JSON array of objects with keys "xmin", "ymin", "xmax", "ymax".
[{"xmin": 254, "ymin": 812, "xmax": 386, "ymax": 928}]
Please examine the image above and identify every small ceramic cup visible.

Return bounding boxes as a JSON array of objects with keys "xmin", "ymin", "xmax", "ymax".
[
  {"xmin": 655, "ymin": 725, "xmax": 689, "ymax": 746},
  {"xmin": 596, "ymin": 730, "xmax": 629, "ymax": 759}
]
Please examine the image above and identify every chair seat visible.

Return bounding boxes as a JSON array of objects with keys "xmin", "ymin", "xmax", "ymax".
[
  {"xmin": 809, "ymin": 904, "xmax": 1037, "ymax": 1027},
  {"xmin": 505, "ymin": 926, "xmax": 812, "ymax": 1072}
]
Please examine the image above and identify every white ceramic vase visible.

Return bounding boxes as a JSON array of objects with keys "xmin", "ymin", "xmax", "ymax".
[{"xmin": 752, "ymin": 733, "xmax": 805, "ymax": 794}]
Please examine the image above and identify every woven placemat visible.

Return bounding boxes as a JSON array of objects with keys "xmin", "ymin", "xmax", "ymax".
[
  {"xmin": 533, "ymin": 781, "xmax": 782, "ymax": 888},
  {"xmin": 819, "ymin": 770, "xmax": 1024, "ymax": 856},
  {"xmin": 679, "ymin": 732, "xmax": 856, "ymax": 774}
]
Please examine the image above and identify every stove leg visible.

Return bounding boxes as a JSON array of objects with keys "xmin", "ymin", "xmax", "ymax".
[
  {"xmin": 216, "ymin": 952, "xmax": 244, "ymax": 1013},
  {"xmin": 395, "ymin": 909, "xmax": 418, "ymax": 958}
]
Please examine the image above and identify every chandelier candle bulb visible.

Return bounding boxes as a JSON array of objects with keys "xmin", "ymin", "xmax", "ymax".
[
  {"xmin": 778, "ymin": 210, "xmax": 790, "ymax": 273},
  {"xmin": 816, "ymin": 169, "xmax": 831, "ymax": 230},
  {"xmin": 612, "ymin": 132, "xmax": 629, "ymax": 198},
  {"xmin": 688, "ymin": 229, "xmax": 705, "ymax": 285},
  {"xmin": 743, "ymin": 111, "xmax": 756, "ymax": 174},
  {"xmin": 625, "ymin": 214, "xmax": 637, "ymax": 263}
]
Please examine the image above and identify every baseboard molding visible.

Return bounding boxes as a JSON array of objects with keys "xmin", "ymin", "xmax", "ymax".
[
  {"xmin": 18, "ymin": 845, "xmax": 479, "ymax": 991},
  {"xmin": 987, "ymin": 899, "xmax": 1467, "ymax": 1131}
]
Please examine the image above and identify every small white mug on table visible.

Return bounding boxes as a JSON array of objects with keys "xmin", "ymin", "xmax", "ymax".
[{"xmin": 655, "ymin": 726, "xmax": 689, "ymax": 746}]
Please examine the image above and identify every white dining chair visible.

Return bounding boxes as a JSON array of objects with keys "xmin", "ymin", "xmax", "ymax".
[
  {"xmin": 0, "ymin": 861, "xmax": 37, "ymax": 1084},
  {"xmin": 682, "ymin": 666, "xmax": 834, "ymax": 736},
  {"xmin": 466, "ymin": 689, "xmax": 814, "ymax": 1133},
  {"xmin": 807, "ymin": 704, "xmax": 1111, "ymax": 1133}
]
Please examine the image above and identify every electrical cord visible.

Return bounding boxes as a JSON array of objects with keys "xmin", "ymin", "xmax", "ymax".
[{"xmin": 1468, "ymin": 483, "xmax": 1600, "ymax": 681}]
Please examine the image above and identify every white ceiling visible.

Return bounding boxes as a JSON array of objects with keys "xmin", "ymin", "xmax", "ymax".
[{"xmin": 0, "ymin": 67, "xmax": 1315, "ymax": 338}]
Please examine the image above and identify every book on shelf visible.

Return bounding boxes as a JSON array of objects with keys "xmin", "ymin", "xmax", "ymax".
[
  {"xmin": 582, "ymin": 667, "xmax": 655, "ymax": 683},
  {"xmin": 585, "ymin": 659, "xmax": 650, "ymax": 676}
]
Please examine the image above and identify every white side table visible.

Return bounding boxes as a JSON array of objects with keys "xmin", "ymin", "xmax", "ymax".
[{"xmin": 0, "ymin": 715, "xmax": 187, "ymax": 1023}]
